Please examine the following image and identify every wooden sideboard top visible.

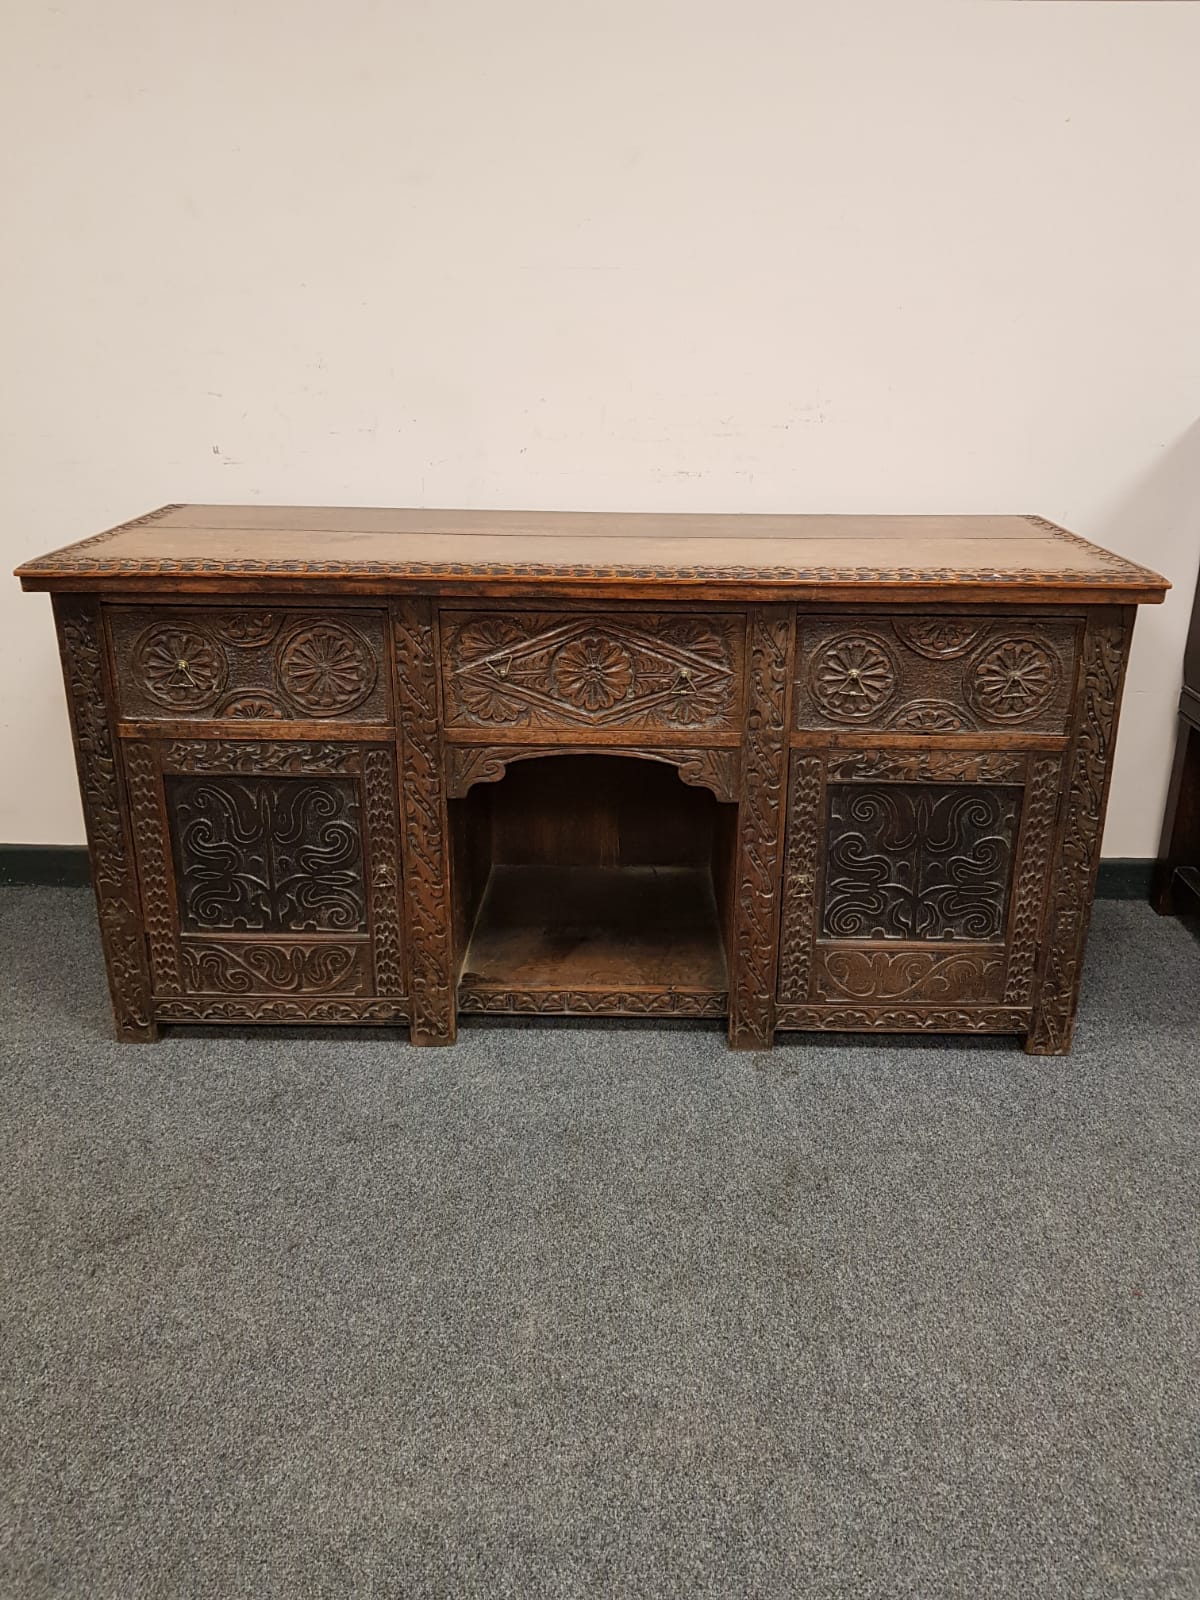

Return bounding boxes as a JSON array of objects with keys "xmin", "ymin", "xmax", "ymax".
[{"xmin": 16, "ymin": 504, "xmax": 1168, "ymax": 604}]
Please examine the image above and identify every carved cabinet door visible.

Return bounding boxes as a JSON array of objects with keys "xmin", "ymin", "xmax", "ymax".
[
  {"xmin": 777, "ymin": 747, "xmax": 1062, "ymax": 1032},
  {"xmin": 121, "ymin": 738, "xmax": 407, "ymax": 1024}
]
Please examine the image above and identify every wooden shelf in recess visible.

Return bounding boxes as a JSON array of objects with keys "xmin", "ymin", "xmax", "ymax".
[{"xmin": 458, "ymin": 864, "xmax": 728, "ymax": 1013}]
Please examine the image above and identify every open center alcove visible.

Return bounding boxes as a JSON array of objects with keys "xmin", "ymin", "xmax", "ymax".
[{"xmin": 450, "ymin": 753, "xmax": 737, "ymax": 1015}]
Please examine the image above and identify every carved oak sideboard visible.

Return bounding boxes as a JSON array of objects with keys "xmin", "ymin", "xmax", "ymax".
[{"xmin": 17, "ymin": 506, "xmax": 1167, "ymax": 1052}]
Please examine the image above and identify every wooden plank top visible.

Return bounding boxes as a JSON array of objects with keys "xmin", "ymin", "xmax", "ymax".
[{"xmin": 16, "ymin": 505, "xmax": 1168, "ymax": 603}]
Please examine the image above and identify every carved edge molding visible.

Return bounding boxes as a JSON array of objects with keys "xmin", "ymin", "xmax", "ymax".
[
  {"xmin": 124, "ymin": 740, "xmax": 182, "ymax": 996},
  {"xmin": 444, "ymin": 742, "xmax": 740, "ymax": 803},
  {"xmin": 20, "ymin": 506, "xmax": 1158, "ymax": 589},
  {"xmin": 22, "ymin": 557, "xmax": 1158, "ymax": 585},
  {"xmin": 777, "ymin": 753, "xmax": 823, "ymax": 1003},
  {"xmin": 1004, "ymin": 755, "xmax": 1062, "ymax": 1007},
  {"xmin": 53, "ymin": 599, "xmax": 155, "ymax": 1038},
  {"xmin": 826, "ymin": 749, "xmax": 1027, "ymax": 784},
  {"xmin": 1026, "ymin": 612, "xmax": 1130, "ymax": 1053},
  {"xmin": 729, "ymin": 606, "xmax": 794, "ymax": 1047},
  {"xmin": 1022, "ymin": 516, "xmax": 1155, "ymax": 585},
  {"xmin": 459, "ymin": 988, "xmax": 728, "ymax": 1017},
  {"xmin": 152, "ymin": 997, "xmax": 409, "ymax": 1023},
  {"xmin": 393, "ymin": 600, "xmax": 456, "ymax": 1044},
  {"xmin": 775, "ymin": 1005, "xmax": 1029, "ymax": 1034},
  {"xmin": 363, "ymin": 747, "xmax": 405, "ymax": 997}
]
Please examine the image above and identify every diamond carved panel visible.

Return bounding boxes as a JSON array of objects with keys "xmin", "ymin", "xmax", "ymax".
[{"xmin": 441, "ymin": 612, "xmax": 745, "ymax": 731}]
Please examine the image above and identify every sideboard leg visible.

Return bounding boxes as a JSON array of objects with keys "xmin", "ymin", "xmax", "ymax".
[
  {"xmin": 52, "ymin": 597, "xmax": 157, "ymax": 1042},
  {"xmin": 393, "ymin": 599, "xmax": 458, "ymax": 1047},
  {"xmin": 728, "ymin": 605, "xmax": 794, "ymax": 1051},
  {"xmin": 1025, "ymin": 608, "xmax": 1134, "ymax": 1056}
]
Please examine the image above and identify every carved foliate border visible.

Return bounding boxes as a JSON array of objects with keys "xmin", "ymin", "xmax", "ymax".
[
  {"xmin": 776, "ymin": 1005, "xmax": 1029, "ymax": 1034},
  {"xmin": 393, "ymin": 600, "xmax": 456, "ymax": 1043},
  {"xmin": 1004, "ymin": 755, "xmax": 1062, "ymax": 1006},
  {"xmin": 161, "ymin": 741, "xmax": 362, "ymax": 775},
  {"xmin": 459, "ymin": 988, "xmax": 727, "ymax": 1017},
  {"xmin": 729, "ymin": 606, "xmax": 794, "ymax": 1047},
  {"xmin": 777, "ymin": 753, "xmax": 823, "ymax": 1003},
  {"xmin": 1027, "ymin": 613, "xmax": 1131, "ymax": 1052},
  {"xmin": 123, "ymin": 740, "xmax": 182, "ymax": 995},
  {"xmin": 152, "ymin": 997, "xmax": 409, "ymax": 1024},
  {"xmin": 53, "ymin": 599, "xmax": 154, "ymax": 1037},
  {"xmin": 363, "ymin": 747, "xmax": 405, "ymax": 997},
  {"xmin": 444, "ymin": 742, "xmax": 739, "ymax": 803},
  {"xmin": 826, "ymin": 750, "xmax": 1027, "ymax": 784}
]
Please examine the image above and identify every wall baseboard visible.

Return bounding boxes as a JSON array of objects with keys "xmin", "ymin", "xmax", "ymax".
[
  {"xmin": 0, "ymin": 845, "xmax": 91, "ymax": 886},
  {"xmin": 0, "ymin": 843, "xmax": 1159, "ymax": 900}
]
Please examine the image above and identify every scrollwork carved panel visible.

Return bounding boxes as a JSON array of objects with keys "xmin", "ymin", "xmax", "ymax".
[
  {"xmin": 179, "ymin": 941, "xmax": 368, "ymax": 995},
  {"xmin": 811, "ymin": 946, "xmax": 1006, "ymax": 1003},
  {"xmin": 822, "ymin": 782, "xmax": 1021, "ymax": 943},
  {"xmin": 166, "ymin": 775, "xmax": 367, "ymax": 934}
]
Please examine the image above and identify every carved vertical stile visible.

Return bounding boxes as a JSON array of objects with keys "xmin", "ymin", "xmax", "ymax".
[
  {"xmin": 52, "ymin": 598, "xmax": 156, "ymax": 1038},
  {"xmin": 778, "ymin": 753, "xmax": 824, "ymax": 1003},
  {"xmin": 393, "ymin": 600, "xmax": 456, "ymax": 1043},
  {"xmin": 1026, "ymin": 609, "xmax": 1133, "ymax": 1053},
  {"xmin": 728, "ymin": 606, "xmax": 794, "ymax": 1048},
  {"xmin": 363, "ymin": 747, "xmax": 405, "ymax": 996},
  {"xmin": 123, "ymin": 739, "xmax": 182, "ymax": 995},
  {"xmin": 1004, "ymin": 754, "xmax": 1061, "ymax": 1006}
]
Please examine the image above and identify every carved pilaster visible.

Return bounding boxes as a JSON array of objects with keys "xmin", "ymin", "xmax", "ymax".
[
  {"xmin": 363, "ymin": 747, "xmax": 405, "ymax": 997},
  {"xmin": 777, "ymin": 753, "xmax": 823, "ymax": 1003},
  {"xmin": 123, "ymin": 740, "xmax": 181, "ymax": 995},
  {"xmin": 393, "ymin": 600, "xmax": 456, "ymax": 1043},
  {"xmin": 1026, "ymin": 610, "xmax": 1133, "ymax": 1054},
  {"xmin": 728, "ymin": 606, "xmax": 794, "ymax": 1048},
  {"xmin": 52, "ymin": 598, "xmax": 156, "ymax": 1039}
]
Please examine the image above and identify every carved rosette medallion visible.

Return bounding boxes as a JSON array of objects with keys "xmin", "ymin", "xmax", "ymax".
[
  {"xmin": 968, "ymin": 637, "xmax": 1059, "ymax": 724},
  {"xmin": 278, "ymin": 622, "xmax": 377, "ymax": 716},
  {"xmin": 551, "ymin": 635, "xmax": 634, "ymax": 713},
  {"xmin": 136, "ymin": 624, "xmax": 227, "ymax": 711},
  {"xmin": 810, "ymin": 633, "xmax": 898, "ymax": 722}
]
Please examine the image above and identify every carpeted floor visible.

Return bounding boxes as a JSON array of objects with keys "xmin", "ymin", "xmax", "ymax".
[{"xmin": 0, "ymin": 888, "xmax": 1198, "ymax": 1600}]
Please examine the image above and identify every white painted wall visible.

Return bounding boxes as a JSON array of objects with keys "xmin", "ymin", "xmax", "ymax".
[{"xmin": 3, "ymin": 0, "xmax": 1198, "ymax": 852}]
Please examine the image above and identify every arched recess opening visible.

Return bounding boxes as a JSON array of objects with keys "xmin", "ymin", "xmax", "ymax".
[{"xmin": 449, "ymin": 753, "xmax": 736, "ymax": 1009}]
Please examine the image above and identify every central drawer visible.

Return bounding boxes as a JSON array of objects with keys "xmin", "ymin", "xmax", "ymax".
[{"xmin": 439, "ymin": 610, "xmax": 746, "ymax": 735}]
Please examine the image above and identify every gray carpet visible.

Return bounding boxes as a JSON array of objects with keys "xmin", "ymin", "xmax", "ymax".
[{"xmin": 1, "ymin": 888, "xmax": 1198, "ymax": 1600}]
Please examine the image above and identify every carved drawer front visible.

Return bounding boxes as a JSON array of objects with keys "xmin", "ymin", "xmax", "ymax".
[
  {"xmin": 123, "ymin": 740, "xmax": 406, "ymax": 1020},
  {"xmin": 778, "ymin": 748, "xmax": 1062, "ymax": 1023},
  {"xmin": 107, "ymin": 607, "xmax": 391, "ymax": 724},
  {"xmin": 440, "ymin": 610, "xmax": 745, "ymax": 734},
  {"xmin": 794, "ymin": 615, "xmax": 1080, "ymax": 734}
]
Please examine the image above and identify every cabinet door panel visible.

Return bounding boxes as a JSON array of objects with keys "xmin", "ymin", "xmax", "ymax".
[
  {"xmin": 778, "ymin": 748, "xmax": 1061, "ymax": 1016},
  {"xmin": 123, "ymin": 739, "xmax": 405, "ymax": 1015}
]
